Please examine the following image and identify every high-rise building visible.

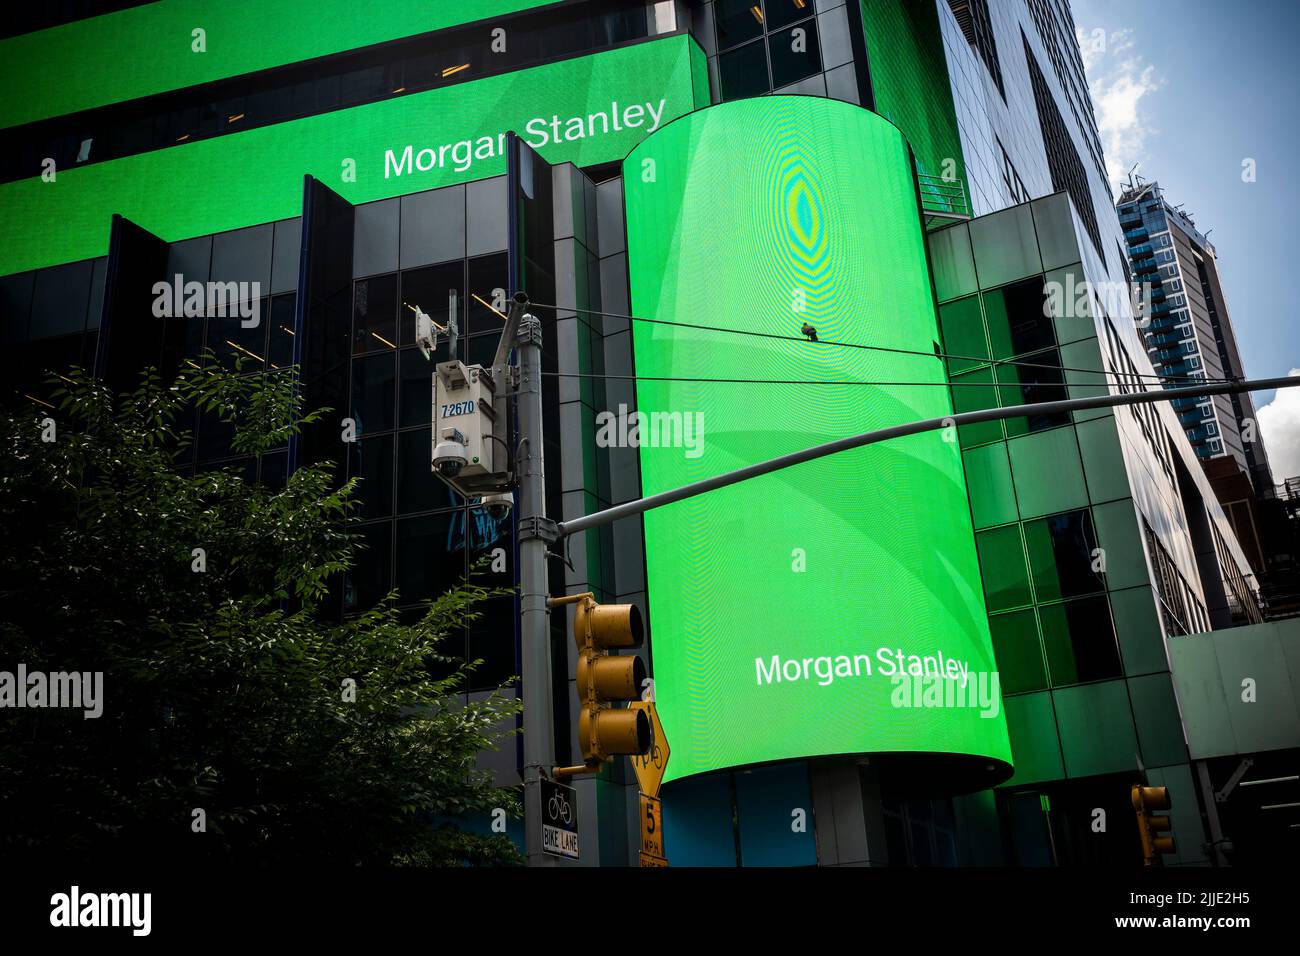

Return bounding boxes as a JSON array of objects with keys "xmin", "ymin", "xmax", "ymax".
[
  {"xmin": 1116, "ymin": 179, "xmax": 1281, "ymax": 585},
  {"xmin": 1, "ymin": 1, "xmax": 1293, "ymax": 867},
  {"xmin": 1116, "ymin": 180, "xmax": 1273, "ymax": 493}
]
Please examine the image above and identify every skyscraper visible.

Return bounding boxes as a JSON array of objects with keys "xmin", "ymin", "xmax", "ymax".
[{"xmin": 1117, "ymin": 179, "xmax": 1273, "ymax": 495}]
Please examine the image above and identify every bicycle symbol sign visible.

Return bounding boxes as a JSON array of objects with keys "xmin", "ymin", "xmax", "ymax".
[
  {"xmin": 629, "ymin": 701, "xmax": 670, "ymax": 798},
  {"xmin": 541, "ymin": 778, "xmax": 579, "ymax": 860},
  {"xmin": 547, "ymin": 789, "xmax": 573, "ymax": 826}
]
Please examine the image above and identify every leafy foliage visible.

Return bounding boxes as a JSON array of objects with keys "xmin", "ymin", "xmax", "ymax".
[{"xmin": 0, "ymin": 360, "xmax": 522, "ymax": 865}]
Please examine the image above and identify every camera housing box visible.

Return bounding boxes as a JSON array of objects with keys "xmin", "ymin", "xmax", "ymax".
[{"xmin": 432, "ymin": 360, "xmax": 505, "ymax": 494}]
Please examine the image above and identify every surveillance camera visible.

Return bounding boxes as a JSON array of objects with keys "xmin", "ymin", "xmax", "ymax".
[
  {"xmin": 433, "ymin": 434, "xmax": 467, "ymax": 479},
  {"xmin": 479, "ymin": 491, "xmax": 513, "ymax": 520}
]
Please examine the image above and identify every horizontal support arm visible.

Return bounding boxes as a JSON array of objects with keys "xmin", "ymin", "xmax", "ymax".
[{"xmin": 557, "ymin": 375, "xmax": 1297, "ymax": 538}]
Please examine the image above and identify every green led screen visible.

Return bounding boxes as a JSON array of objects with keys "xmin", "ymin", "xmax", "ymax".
[
  {"xmin": 623, "ymin": 97, "xmax": 1011, "ymax": 783},
  {"xmin": 0, "ymin": 0, "xmax": 564, "ymax": 129},
  {"xmin": 0, "ymin": 35, "xmax": 707, "ymax": 276}
]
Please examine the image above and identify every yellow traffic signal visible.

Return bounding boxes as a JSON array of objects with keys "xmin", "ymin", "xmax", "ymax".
[
  {"xmin": 1132, "ymin": 785, "xmax": 1175, "ymax": 865},
  {"xmin": 552, "ymin": 593, "xmax": 651, "ymax": 775}
]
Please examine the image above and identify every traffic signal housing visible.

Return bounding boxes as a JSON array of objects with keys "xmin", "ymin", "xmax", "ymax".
[
  {"xmin": 1131, "ymin": 784, "xmax": 1175, "ymax": 866},
  {"xmin": 553, "ymin": 592, "xmax": 651, "ymax": 775}
]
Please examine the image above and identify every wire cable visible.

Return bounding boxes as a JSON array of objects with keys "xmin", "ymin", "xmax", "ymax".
[
  {"xmin": 541, "ymin": 370, "xmax": 1218, "ymax": 390},
  {"xmin": 521, "ymin": 300, "xmax": 1228, "ymax": 387}
]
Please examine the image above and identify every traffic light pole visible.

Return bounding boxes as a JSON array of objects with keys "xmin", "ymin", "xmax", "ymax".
[
  {"xmin": 513, "ymin": 301, "xmax": 561, "ymax": 867},
  {"xmin": 514, "ymin": 349, "xmax": 1294, "ymax": 864},
  {"xmin": 557, "ymin": 374, "xmax": 1299, "ymax": 537}
]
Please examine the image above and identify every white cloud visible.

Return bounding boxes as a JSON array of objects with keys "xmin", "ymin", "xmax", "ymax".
[
  {"xmin": 1257, "ymin": 370, "xmax": 1300, "ymax": 483},
  {"xmin": 1075, "ymin": 27, "xmax": 1163, "ymax": 191}
]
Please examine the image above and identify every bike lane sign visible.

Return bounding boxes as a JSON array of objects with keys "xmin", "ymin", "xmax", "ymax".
[{"xmin": 541, "ymin": 778, "xmax": 579, "ymax": 860}]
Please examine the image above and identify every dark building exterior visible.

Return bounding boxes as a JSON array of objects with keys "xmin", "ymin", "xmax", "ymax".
[{"xmin": 2, "ymin": 1, "xmax": 1293, "ymax": 868}]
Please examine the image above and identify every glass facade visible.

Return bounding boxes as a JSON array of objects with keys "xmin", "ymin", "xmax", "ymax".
[
  {"xmin": 326, "ymin": 184, "xmax": 519, "ymax": 688},
  {"xmin": 930, "ymin": 193, "xmax": 1262, "ymax": 867},
  {"xmin": 714, "ymin": 0, "xmax": 823, "ymax": 99},
  {"xmin": 1, "ymin": 0, "xmax": 1281, "ymax": 870}
]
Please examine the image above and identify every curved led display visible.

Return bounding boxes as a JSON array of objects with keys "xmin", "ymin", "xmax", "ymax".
[{"xmin": 623, "ymin": 96, "xmax": 1012, "ymax": 784}]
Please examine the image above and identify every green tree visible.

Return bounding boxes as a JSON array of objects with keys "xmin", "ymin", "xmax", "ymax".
[{"xmin": 0, "ymin": 361, "xmax": 522, "ymax": 865}]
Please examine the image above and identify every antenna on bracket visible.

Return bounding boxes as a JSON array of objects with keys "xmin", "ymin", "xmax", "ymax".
[
  {"xmin": 407, "ymin": 302, "xmax": 445, "ymax": 361},
  {"xmin": 447, "ymin": 289, "xmax": 460, "ymax": 363}
]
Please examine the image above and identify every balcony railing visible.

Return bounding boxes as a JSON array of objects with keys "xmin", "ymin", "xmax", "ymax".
[{"xmin": 917, "ymin": 171, "xmax": 971, "ymax": 227}]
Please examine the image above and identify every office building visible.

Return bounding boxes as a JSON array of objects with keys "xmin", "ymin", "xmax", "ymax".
[{"xmin": 1, "ymin": 0, "xmax": 1293, "ymax": 867}]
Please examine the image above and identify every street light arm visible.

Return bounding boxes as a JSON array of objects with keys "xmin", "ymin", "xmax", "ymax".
[{"xmin": 557, "ymin": 375, "xmax": 1298, "ymax": 538}]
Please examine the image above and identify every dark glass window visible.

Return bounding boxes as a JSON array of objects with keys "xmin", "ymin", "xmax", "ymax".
[
  {"xmin": 996, "ymin": 348, "xmax": 1069, "ymax": 435},
  {"xmin": 400, "ymin": 604, "xmax": 466, "ymax": 679},
  {"xmin": 314, "ymin": 75, "xmax": 342, "ymax": 113},
  {"xmin": 399, "ymin": 260, "xmax": 464, "ymax": 348},
  {"xmin": 260, "ymin": 449, "xmax": 288, "ymax": 489},
  {"xmin": 399, "ymin": 346, "xmax": 434, "ymax": 428},
  {"xmin": 353, "ymin": 273, "xmax": 398, "ymax": 354},
  {"xmin": 988, "ymin": 608, "xmax": 1046, "ymax": 694},
  {"xmin": 950, "ymin": 367, "xmax": 1003, "ymax": 447},
  {"xmin": 398, "ymin": 427, "xmax": 463, "ymax": 514},
  {"xmin": 466, "ymin": 253, "xmax": 510, "ymax": 340},
  {"xmin": 205, "ymin": 299, "xmax": 269, "ymax": 372},
  {"xmin": 267, "ymin": 294, "xmax": 296, "ymax": 369},
  {"xmin": 938, "ymin": 294, "xmax": 989, "ymax": 375},
  {"xmin": 349, "ymin": 433, "xmax": 394, "ymax": 520},
  {"xmin": 468, "ymin": 597, "xmax": 518, "ymax": 689},
  {"xmin": 341, "ymin": 66, "xmax": 383, "ymax": 107},
  {"xmin": 350, "ymin": 351, "xmax": 396, "ymax": 435},
  {"xmin": 344, "ymin": 521, "xmax": 392, "ymax": 612},
  {"xmin": 1024, "ymin": 510, "xmax": 1104, "ymax": 603},
  {"xmin": 764, "ymin": 0, "xmax": 815, "ymax": 30},
  {"xmin": 29, "ymin": 260, "xmax": 92, "ymax": 340},
  {"xmin": 196, "ymin": 408, "xmax": 235, "ymax": 462},
  {"xmin": 194, "ymin": 101, "xmax": 223, "ymax": 139},
  {"xmin": 213, "ymin": 96, "xmax": 246, "ymax": 135},
  {"xmin": 985, "ymin": 277, "xmax": 1054, "ymax": 359},
  {"xmin": 719, "ymin": 39, "xmax": 771, "ymax": 100},
  {"xmin": 395, "ymin": 511, "xmax": 465, "ymax": 603},
  {"xmin": 465, "ymin": 332, "xmax": 499, "ymax": 368},
  {"xmin": 0, "ymin": 272, "xmax": 34, "ymax": 345},
  {"xmin": 1023, "ymin": 37, "xmax": 1105, "ymax": 261},
  {"xmin": 976, "ymin": 524, "xmax": 1032, "ymax": 612},
  {"xmin": 468, "ymin": 512, "xmax": 513, "ymax": 579},
  {"xmin": 715, "ymin": 0, "xmax": 766, "ymax": 49},
  {"xmin": 768, "ymin": 20, "xmax": 821, "ymax": 89},
  {"xmin": 1040, "ymin": 595, "xmax": 1121, "ymax": 686}
]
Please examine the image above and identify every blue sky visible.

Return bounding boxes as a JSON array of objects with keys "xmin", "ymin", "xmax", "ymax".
[{"xmin": 1072, "ymin": 0, "xmax": 1300, "ymax": 479}]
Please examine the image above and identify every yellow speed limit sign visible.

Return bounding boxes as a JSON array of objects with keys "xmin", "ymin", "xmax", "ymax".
[
  {"xmin": 629, "ymin": 701, "xmax": 669, "ymax": 798},
  {"xmin": 640, "ymin": 793, "xmax": 664, "ymax": 859}
]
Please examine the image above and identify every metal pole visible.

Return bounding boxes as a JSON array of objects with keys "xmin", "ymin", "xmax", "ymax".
[
  {"xmin": 1195, "ymin": 760, "xmax": 1229, "ymax": 867},
  {"xmin": 558, "ymin": 375, "xmax": 1299, "ymax": 537},
  {"xmin": 514, "ymin": 295, "xmax": 560, "ymax": 867}
]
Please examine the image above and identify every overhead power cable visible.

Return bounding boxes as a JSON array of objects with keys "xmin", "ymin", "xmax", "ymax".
[
  {"xmin": 522, "ymin": 300, "xmax": 1218, "ymax": 387},
  {"xmin": 541, "ymin": 370, "xmax": 1229, "ymax": 389}
]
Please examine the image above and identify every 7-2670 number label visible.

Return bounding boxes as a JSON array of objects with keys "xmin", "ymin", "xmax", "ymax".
[{"xmin": 440, "ymin": 400, "xmax": 475, "ymax": 417}]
